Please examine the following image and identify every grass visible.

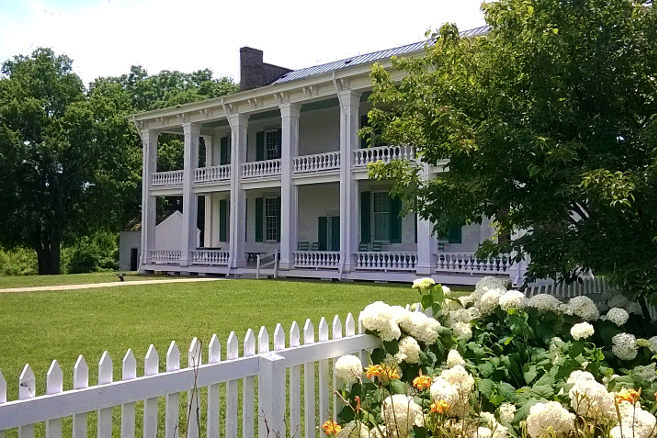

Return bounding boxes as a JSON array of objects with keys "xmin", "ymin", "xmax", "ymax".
[{"xmin": 0, "ymin": 271, "xmax": 152, "ymax": 288}]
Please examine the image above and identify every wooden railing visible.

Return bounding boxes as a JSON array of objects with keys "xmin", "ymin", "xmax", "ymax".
[
  {"xmin": 192, "ymin": 249, "xmax": 230, "ymax": 266},
  {"xmin": 0, "ymin": 315, "xmax": 380, "ymax": 438},
  {"xmin": 293, "ymin": 151, "xmax": 340, "ymax": 173},
  {"xmin": 292, "ymin": 251, "xmax": 341, "ymax": 269},
  {"xmin": 353, "ymin": 145, "xmax": 416, "ymax": 167},
  {"xmin": 241, "ymin": 159, "xmax": 281, "ymax": 178},
  {"xmin": 435, "ymin": 252, "xmax": 511, "ymax": 273},
  {"xmin": 151, "ymin": 170, "xmax": 184, "ymax": 187},
  {"xmin": 150, "ymin": 249, "xmax": 181, "ymax": 264},
  {"xmin": 354, "ymin": 252, "xmax": 417, "ymax": 270},
  {"xmin": 194, "ymin": 164, "xmax": 231, "ymax": 184}
]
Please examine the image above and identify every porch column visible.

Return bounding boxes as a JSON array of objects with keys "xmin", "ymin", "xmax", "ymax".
[
  {"xmin": 416, "ymin": 164, "xmax": 436, "ymax": 275},
  {"xmin": 229, "ymin": 114, "xmax": 248, "ymax": 268},
  {"xmin": 203, "ymin": 135, "xmax": 215, "ymax": 247},
  {"xmin": 181, "ymin": 122, "xmax": 201, "ymax": 266},
  {"xmin": 139, "ymin": 130, "xmax": 158, "ymax": 270},
  {"xmin": 338, "ymin": 90, "xmax": 361, "ymax": 273},
  {"xmin": 279, "ymin": 103, "xmax": 300, "ymax": 270}
]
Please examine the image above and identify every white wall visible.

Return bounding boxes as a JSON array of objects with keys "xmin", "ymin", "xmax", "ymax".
[
  {"xmin": 154, "ymin": 211, "xmax": 201, "ymax": 250},
  {"xmin": 297, "ymin": 183, "xmax": 340, "ymax": 244},
  {"xmin": 299, "ymin": 106, "xmax": 339, "ymax": 156},
  {"xmin": 244, "ymin": 188, "xmax": 282, "ymax": 253},
  {"xmin": 119, "ymin": 231, "xmax": 140, "ymax": 271}
]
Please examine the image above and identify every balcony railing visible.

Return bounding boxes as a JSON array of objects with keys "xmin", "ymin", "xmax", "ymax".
[
  {"xmin": 292, "ymin": 251, "xmax": 340, "ymax": 269},
  {"xmin": 150, "ymin": 250, "xmax": 181, "ymax": 264},
  {"xmin": 241, "ymin": 159, "xmax": 281, "ymax": 178},
  {"xmin": 353, "ymin": 145, "xmax": 416, "ymax": 167},
  {"xmin": 435, "ymin": 252, "xmax": 512, "ymax": 273},
  {"xmin": 354, "ymin": 252, "xmax": 417, "ymax": 271},
  {"xmin": 151, "ymin": 170, "xmax": 183, "ymax": 187},
  {"xmin": 293, "ymin": 151, "xmax": 340, "ymax": 173},
  {"xmin": 194, "ymin": 164, "xmax": 231, "ymax": 184},
  {"xmin": 192, "ymin": 249, "xmax": 230, "ymax": 266}
]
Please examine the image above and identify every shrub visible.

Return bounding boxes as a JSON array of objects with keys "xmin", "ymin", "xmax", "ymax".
[
  {"xmin": 66, "ymin": 232, "xmax": 118, "ymax": 274},
  {"xmin": 0, "ymin": 247, "xmax": 37, "ymax": 276}
]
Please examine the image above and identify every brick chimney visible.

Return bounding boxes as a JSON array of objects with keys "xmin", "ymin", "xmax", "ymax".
[{"xmin": 240, "ymin": 47, "xmax": 292, "ymax": 91}]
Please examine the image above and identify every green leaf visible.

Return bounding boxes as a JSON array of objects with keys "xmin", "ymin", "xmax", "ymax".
[
  {"xmin": 410, "ymin": 426, "xmax": 427, "ymax": 438},
  {"xmin": 421, "ymin": 295, "xmax": 433, "ymax": 310},
  {"xmin": 389, "ymin": 379, "xmax": 407, "ymax": 394},
  {"xmin": 479, "ymin": 361, "xmax": 495, "ymax": 378},
  {"xmin": 531, "ymin": 384, "xmax": 554, "ymax": 399},
  {"xmin": 371, "ymin": 347, "xmax": 385, "ymax": 365},
  {"xmin": 383, "ymin": 340, "xmax": 399, "ymax": 355},
  {"xmin": 498, "ymin": 382, "xmax": 517, "ymax": 402},
  {"xmin": 478, "ymin": 378, "xmax": 495, "ymax": 398},
  {"xmin": 337, "ymin": 405, "xmax": 355, "ymax": 423},
  {"xmin": 524, "ymin": 365, "xmax": 538, "ymax": 384}
]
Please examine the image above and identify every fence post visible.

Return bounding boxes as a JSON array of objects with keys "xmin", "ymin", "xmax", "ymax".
[{"xmin": 258, "ymin": 353, "xmax": 285, "ymax": 438}]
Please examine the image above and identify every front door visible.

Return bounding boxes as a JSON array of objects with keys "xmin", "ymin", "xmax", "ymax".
[{"xmin": 318, "ymin": 216, "xmax": 340, "ymax": 251}]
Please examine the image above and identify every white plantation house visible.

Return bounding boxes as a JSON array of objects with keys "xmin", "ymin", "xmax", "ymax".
[{"xmin": 131, "ymin": 26, "xmax": 524, "ymax": 285}]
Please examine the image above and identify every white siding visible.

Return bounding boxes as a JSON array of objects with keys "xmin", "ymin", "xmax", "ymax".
[
  {"xmin": 298, "ymin": 106, "xmax": 339, "ymax": 156},
  {"xmin": 118, "ymin": 231, "xmax": 140, "ymax": 271},
  {"xmin": 297, "ymin": 184, "xmax": 340, "ymax": 244}
]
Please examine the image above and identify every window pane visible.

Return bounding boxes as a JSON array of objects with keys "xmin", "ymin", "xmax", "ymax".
[
  {"xmin": 265, "ymin": 130, "xmax": 279, "ymax": 160},
  {"xmin": 265, "ymin": 197, "xmax": 279, "ymax": 241},
  {"xmin": 373, "ymin": 192, "xmax": 390, "ymax": 241}
]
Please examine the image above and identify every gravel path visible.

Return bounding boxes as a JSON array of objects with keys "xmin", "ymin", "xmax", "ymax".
[{"xmin": 0, "ymin": 277, "xmax": 224, "ymax": 293}]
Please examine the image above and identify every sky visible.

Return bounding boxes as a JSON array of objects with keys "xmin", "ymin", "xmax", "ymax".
[{"xmin": 0, "ymin": 0, "xmax": 486, "ymax": 87}]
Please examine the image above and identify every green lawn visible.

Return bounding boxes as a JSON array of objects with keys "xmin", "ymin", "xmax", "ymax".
[{"xmin": 0, "ymin": 271, "xmax": 151, "ymax": 288}]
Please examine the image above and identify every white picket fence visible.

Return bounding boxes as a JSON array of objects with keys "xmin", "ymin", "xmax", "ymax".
[{"xmin": 0, "ymin": 314, "xmax": 380, "ymax": 438}]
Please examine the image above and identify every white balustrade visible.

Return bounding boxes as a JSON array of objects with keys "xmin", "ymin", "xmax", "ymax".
[
  {"xmin": 292, "ymin": 251, "xmax": 340, "ymax": 269},
  {"xmin": 435, "ymin": 252, "xmax": 511, "ymax": 273},
  {"xmin": 192, "ymin": 249, "xmax": 230, "ymax": 266},
  {"xmin": 151, "ymin": 170, "xmax": 184, "ymax": 187},
  {"xmin": 194, "ymin": 164, "xmax": 231, "ymax": 184},
  {"xmin": 354, "ymin": 252, "xmax": 417, "ymax": 270},
  {"xmin": 241, "ymin": 159, "xmax": 281, "ymax": 178},
  {"xmin": 353, "ymin": 145, "xmax": 416, "ymax": 167},
  {"xmin": 150, "ymin": 250, "xmax": 181, "ymax": 264},
  {"xmin": 292, "ymin": 151, "xmax": 340, "ymax": 173}
]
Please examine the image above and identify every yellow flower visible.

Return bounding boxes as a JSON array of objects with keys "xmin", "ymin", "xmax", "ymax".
[
  {"xmin": 322, "ymin": 421, "xmax": 342, "ymax": 436},
  {"xmin": 616, "ymin": 388, "xmax": 641, "ymax": 404},
  {"xmin": 412, "ymin": 373, "xmax": 432, "ymax": 391},
  {"xmin": 431, "ymin": 400, "xmax": 450, "ymax": 415},
  {"xmin": 365, "ymin": 364, "xmax": 384, "ymax": 379},
  {"xmin": 381, "ymin": 364, "xmax": 400, "ymax": 380}
]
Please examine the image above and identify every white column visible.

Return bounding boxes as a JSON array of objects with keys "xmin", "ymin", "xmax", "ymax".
[
  {"xmin": 229, "ymin": 114, "xmax": 248, "ymax": 268},
  {"xmin": 203, "ymin": 135, "xmax": 214, "ymax": 247},
  {"xmin": 279, "ymin": 103, "xmax": 300, "ymax": 270},
  {"xmin": 338, "ymin": 90, "xmax": 361, "ymax": 273},
  {"xmin": 416, "ymin": 164, "xmax": 436, "ymax": 275},
  {"xmin": 139, "ymin": 130, "xmax": 158, "ymax": 270},
  {"xmin": 181, "ymin": 122, "xmax": 201, "ymax": 266}
]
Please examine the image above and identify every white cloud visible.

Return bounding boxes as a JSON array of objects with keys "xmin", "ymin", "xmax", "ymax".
[{"xmin": 0, "ymin": 0, "xmax": 486, "ymax": 86}]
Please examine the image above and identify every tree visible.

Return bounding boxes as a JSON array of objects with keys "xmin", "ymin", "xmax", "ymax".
[{"xmin": 367, "ymin": 0, "xmax": 657, "ymax": 299}]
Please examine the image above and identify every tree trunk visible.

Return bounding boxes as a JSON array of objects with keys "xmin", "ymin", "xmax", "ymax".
[{"xmin": 35, "ymin": 239, "xmax": 61, "ymax": 275}]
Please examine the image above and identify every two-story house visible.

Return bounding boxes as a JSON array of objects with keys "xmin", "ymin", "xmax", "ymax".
[{"xmin": 130, "ymin": 26, "xmax": 522, "ymax": 285}]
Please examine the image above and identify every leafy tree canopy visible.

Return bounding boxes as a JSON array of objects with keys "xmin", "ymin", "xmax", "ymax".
[{"xmin": 367, "ymin": 0, "xmax": 657, "ymax": 299}]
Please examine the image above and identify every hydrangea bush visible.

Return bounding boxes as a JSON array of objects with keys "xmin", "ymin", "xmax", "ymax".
[{"xmin": 328, "ymin": 277, "xmax": 657, "ymax": 438}]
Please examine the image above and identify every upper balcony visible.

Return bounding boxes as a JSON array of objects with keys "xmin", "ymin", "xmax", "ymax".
[
  {"xmin": 152, "ymin": 170, "xmax": 183, "ymax": 188},
  {"xmin": 194, "ymin": 164, "xmax": 231, "ymax": 185},
  {"xmin": 241, "ymin": 158, "xmax": 281, "ymax": 179},
  {"xmin": 292, "ymin": 151, "xmax": 340, "ymax": 174},
  {"xmin": 353, "ymin": 145, "xmax": 416, "ymax": 168}
]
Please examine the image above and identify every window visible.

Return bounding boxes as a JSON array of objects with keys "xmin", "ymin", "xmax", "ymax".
[
  {"xmin": 373, "ymin": 192, "xmax": 390, "ymax": 241},
  {"xmin": 264, "ymin": 197, "xmax": 280, "ymax": 241},
  {"xmin": 265, "ymin": 130, "xmax": 280, "ymax": 160}
]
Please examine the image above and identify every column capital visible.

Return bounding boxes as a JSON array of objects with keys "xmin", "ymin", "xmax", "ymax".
[
  {"xmin": 337, "ymin": 89, "xmax": 362, "ymax": 107},
  {"xmin": 279, "ymin": 102, "xmax": 301, "ymax": 120},
  {"xmin": 227, "ymin": 113, "xmax": 248, "ymax": 128},
  {"xmin": 182, "ymin": 121, "xmax": 202, "ymax": 136}
]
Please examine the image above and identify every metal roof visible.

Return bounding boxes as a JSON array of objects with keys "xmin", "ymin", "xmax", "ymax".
[{"xmin": 272, "ymin": 25, "xmax": 490, "ymax": 85}]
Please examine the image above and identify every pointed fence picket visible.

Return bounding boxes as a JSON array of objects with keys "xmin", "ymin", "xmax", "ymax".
[
  {"xmin": 332, "ymin": 316, "xmax": 344, "ymax": 421},
  {"xmin": 0, "ymin": 314, "xmax": 382, "ymax": 438}
]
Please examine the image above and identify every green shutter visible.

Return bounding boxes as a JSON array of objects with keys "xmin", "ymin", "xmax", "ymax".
[
  {"xmin": 318, "ymin": 217, "xmax": 328, "ymax": 251},
  {"xmin": 360, "ymin": 115, "xmax": 369, "ymax": 148},
  {"xmin": 256, "ymin": 131, "xmax": 265, "ymax": 161},
  {"xmin": 219, "ymin": 199, "xmax": 228, "ymax": 242},
  {"xmin": 389, "ymin": 195, "xmax": 402, "ymax": 243},
  {"xmin": 255, "ymin": 197, "xmax": 263, "ymax": 242},
  {"xmin": 276, "ymin": 128, "xmax": 282, "ymax": 159},
  {"xmin": 276, "ymin": 196, "xmax": 281, "ymax": 242},
  {"xmin": 448, "ymin": 226, "xmax": 462, "ymax": 244},
  {"xmin": 220, "ymin": 137, "xmax": 229, "ymax": 165},
  {"xmin": 331, "ymin": 216, "xmax": 340, "ymax": 251},
  {"xmin": 360, "ymin": 191, "xmax": 371, "ymax": 244}
]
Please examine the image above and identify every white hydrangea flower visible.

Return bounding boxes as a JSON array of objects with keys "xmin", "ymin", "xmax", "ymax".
[
  {"xmin": 452, "ymin": 322, "xmax": 473, "ymax": 340},
  {"xmin": 498, "ymin": 290, "xmax": 526, "ymax": 311},
  {"xmin": 442, "ymin": 285, "xmax": 452, "ymax": 295},
  {"xmin": 625, "ymin": 302, "xmax": 643, "ymax": 315},
  {"xmin": 498, "ymin": 403, "xmax": 516, "ymax": 423},
  {"xmin": 604, "ymin": 307, "xmax": 630, "ymax": 326},
  {"xmin": 478, "ymin": 289, "xmax": 503, "ymax": 315},
  {"xmin": 649, "ymin": 336, "xmax": 657, "ymax": 354},
  {"xmin": 474, "ymin": 427, "xmax": 492, "ymax": 438},
  {"xmin": 336, "ymin": 422, "xmax": 370, "ymax": 438},
  {"xmin": 607, "ymin": 294, "xmax": 629, "ymax": 309},
  {"xmin": 334, "ymin": 355, "xmax": 362, "ymax": 385},
  {"xmin": 394, "ymin": 336, "xmax": 421, "ymax": 364},
  {"xmin": 567, "ymin": 371, "xmax": 615, "ymax": 421},
  {"xmin": 632, "ymin": 363, "xmax": 657, "ymax": 383},
  {"xmin": 361, "ymin": 301, "xmax": 402, "ymax": 341},
  {"xmin": 570, "ymin": 322, "xmax": 595, "ymax": 340},
  {"xmin": 612, "ymin": 333, "xmax": 639, "ymax": 361},
  {"xmin": 527, "ymin": 294, "xmax": 562, "ymax": 313},
  {"xmin": 412, "ymin": 277, "xmax": 436, "ymax": 291},
  {"xmin": 446, "ymin": 349, "xmax": 465, "ymax": 368},
  {"xmin": 479, "ymin": 412, "xmax": 508, "ymax": 438},
  {"xmin": 475, "ymin": 276, "xmax": 509, "ymax": 292},
  {"xmin": 526, "ymin": 401, "xmax": 575, "ymax": 438},
  {"xmin": 440, "ymin": 365, "xmax": 475, "ymax": 395},
  {"xmin": 397, "ymin": 311, "xmax": 440, "ymax": 345},
  {"xmin": 382, "ymin": 394, "xmax": 424, "ymax": 438},
  {"xmin": 564, "ymin": 296, "xmax": 599, "ymax": 321},
  {"xmin": 610, "ymin": 404, "xmax": 657, "ymax": 438},
  {"xmin": 429, "ymin": 377, "xmax": 469, "ymax": 417}
]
